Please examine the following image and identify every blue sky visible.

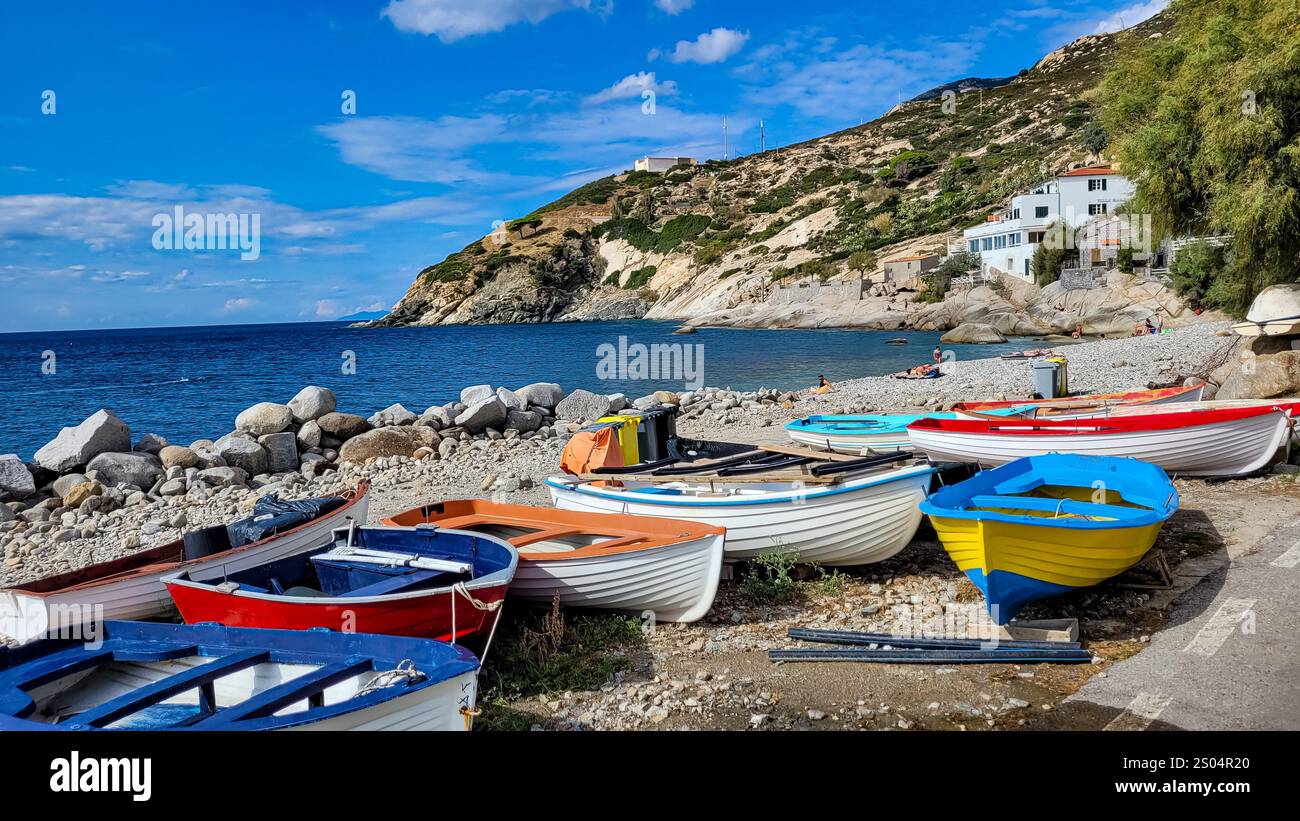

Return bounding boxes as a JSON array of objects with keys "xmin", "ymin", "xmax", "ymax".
[{"xmin": 0, "ymin": 0, "xmax": 1168, "ymax": 332}]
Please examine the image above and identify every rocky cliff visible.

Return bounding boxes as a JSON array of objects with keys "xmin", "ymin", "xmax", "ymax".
[{"xmin": 370, "ymin": 12, "xmax": 1185, "ymax": 336}]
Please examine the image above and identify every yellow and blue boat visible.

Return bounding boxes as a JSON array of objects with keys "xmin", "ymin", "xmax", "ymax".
[{"xmin": 919, "ymin": 454, "xmax": 1177, "ymax": 623}]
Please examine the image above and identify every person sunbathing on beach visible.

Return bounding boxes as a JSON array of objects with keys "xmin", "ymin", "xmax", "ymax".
[{"xmin": 813, "ymin": 374, "xmax": 834, "ymax": 394}]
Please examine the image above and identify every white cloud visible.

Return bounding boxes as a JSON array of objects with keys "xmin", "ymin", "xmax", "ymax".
[
  {"xmin": 314, "ymin": 299, "xmax": 342, "ymax": 319},
  {"xmin": 654, "ymin": 0, "xmax": 693, "ymax": 14},
  {"xmin": 737, "ymin": 33, "xmax": 975, "ymax": 122},
  {"xmin": 584, "ymin": 71, "xmax": 677, "ymax": 105},
  {"xmin": 662, "ymin": 27, "xmax": 749, "ymax": 64},
  {"xmin": 222, "ymin": 297, "xmax": 256, "ymax": 313},
  {"xmin": 174, "ymin": 268, "xmax": 190, "ymax": 281},
  {"xmin": 1091, "ymin": 0, "xmax": 1168, "ymax": 34},
  {"xmin": 381, "ymin": 0, "xmax": 594, "ymax": 43}
]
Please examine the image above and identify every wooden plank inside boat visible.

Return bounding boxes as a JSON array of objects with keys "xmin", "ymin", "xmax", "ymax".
[{"xmin": 758, "ymin": 443, "xmax": 869, "ymax": 462}]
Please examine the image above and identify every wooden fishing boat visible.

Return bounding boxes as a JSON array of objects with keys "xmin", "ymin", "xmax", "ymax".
[
  {"xmin": 384, "ymin": 500, "xmax": 725, "ymax": 623},
  {"xmin": 0, "ymin": 620, "xmax": 480, "ymax": 730},
  {"xmin": 907, "ymin": 403, "xmax": 1300, "ymax": 477},
  {"xmin": 920, "ymin": 454, "xmax": 1178, "ymax": 622},
  {"xmin": 952, "ymin": 383, "xmax": 1204, "ymax": 416},
  {"xmin": 163, "ymin": 524, "xmax": 517, "ymax": 643},
  {"xmin": 547, "ymin": 447, "xmax": 937, "ymax": 566},
  {"xmin": 786, "ymin": 386, "xmax": 1205, "ymax": 454},
  {"xmin": 1, "ymin": 484, "xmax": 369, "ymax": 637}
]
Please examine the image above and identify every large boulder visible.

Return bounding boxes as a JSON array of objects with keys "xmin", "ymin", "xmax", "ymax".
[
  {"xmin": 34, "ymin": 409, "xmax": 131, "ymax": 473},
  {"xmin": 198, "ymin": 466, "xmax": 249, "ymax": 487},
  {"xmin": 0, "ymin": 454, "xmax": 36, "ymax": 500},
  {"xmin": 214, "ymin": 437, "xmax": 268, "ymax": 477},
  {"xmin": 52, "ymin": 472, "xmax": 87, "ymax": 500},
  {"xmin": 555, "ymin": 389, "xmax": 613, "ymax": 422},
  {"xmin": 455, "ymin": 397, "xmax": 507, "ymax": 433},
  {"xmin": 496, "ymin": 387, "xmax": 525, "ymax": 410},
  {"xmin": 158, "ymin": 445, "xmax": 199, "ymax": 470},
  {"xmin": 505, "ymin": 409, "xmax": 543, "ymax": 433},
  {"xmin": 258, "ymin": 432, "xmax": 299, "ymax": 473},
  {"xmin": 940, "ymin": 322, "xmax": 1007, "ymax": 344},
  {"xmin": 1216, "ymin": 350, "xmax": 1300, "ymax": 400},
  {"xmin": 133, "ymin": 433, "xmax": 169, "ymax": 455},
  {"xmin": 86, "ymin": 451, "xmax": 164, "ymax": 489},
  {"xmin": 421, "ymin": 406, "xmax": 456, "ymax": 429},
  {"xmin": 235, "ymin": 402, "xmax": 294, "ymax": 436},
  {"xmin": 287, "ymin": 386, "xmax": 337, "ymax": 423},
  {"xmin": 338, "ymin": 426, "xmax": 438, "ymax": 464},
  {"xmin": 63, "ymin": 480, "xmax": 103, "ymax": 508},
  {"xmin": 296, "ymin": 419, "xmax": 322, "ymax": 449},
  {"xmin": 516, "ymin": 382, "xmax": 564, "ymax": 410},
  {"xmin": 460, "ymin": 384, "xmax": 494, "ymax": 405},
  {"xmin": 369, "ymin": 403, "xmax": 418, "ymax": 427},
  {"xmin": 317, "ymin": 412, "xmax": 371, "ymax": 440}
]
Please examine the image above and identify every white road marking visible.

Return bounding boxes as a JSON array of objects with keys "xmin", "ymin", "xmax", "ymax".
[
  {"xmin": 1104, "ymin": 692, "xmax": 1172, "ymax": 731},
  {"xmin": 1270, "ymin": 540, "xmax": 1300, "ymax": 569},
  {"xmin": 1183, "ymin": 597, "xmax": 1256, "ymax": 658}
]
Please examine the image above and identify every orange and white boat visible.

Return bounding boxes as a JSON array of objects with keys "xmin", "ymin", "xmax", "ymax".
[
  {"xmin": 384, "ymin": 500, "xmax": 725, "ymax": 623},
  {"xmin": 952, "ymin": 383, "xmax": 1204, "ymax": 419}
]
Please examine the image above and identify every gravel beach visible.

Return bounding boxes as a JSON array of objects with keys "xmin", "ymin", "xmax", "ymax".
[{"xmin": 7, "ymin": 320, "xmax": 1291, "ymax": 731}]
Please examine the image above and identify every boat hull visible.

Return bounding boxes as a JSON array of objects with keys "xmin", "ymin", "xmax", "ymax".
[
  {"xmin": 3, "ymin": 490, "xmax": 369, "ymax": 637},
  {"xmin": 548, "ymin": 466, "xmax": 936, "ymax": 566},
  {"xmin": 928, "ymin": 514, "xmax": 1164, "ymax": 622},
  {"xmin": 510, "ymin": 533, "xmax": 724, "ymax": 622},
  {"xmin": 164, "ymin": 578, "xmax": 508, "ymax": 643},
  {"xmin": 907, "ymin": 407, "xmax": 1293, "ymax": 477}
]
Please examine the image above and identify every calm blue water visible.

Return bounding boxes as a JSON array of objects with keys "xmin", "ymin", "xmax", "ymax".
[{"xmin": 0, "ymin": 320, "xmax": 1032, "ymax": 459}]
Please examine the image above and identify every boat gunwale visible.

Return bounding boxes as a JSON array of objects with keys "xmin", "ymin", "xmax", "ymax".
[{"xmin": 907, "ymin": 403, "xmax": 1297, "ymax": 435}]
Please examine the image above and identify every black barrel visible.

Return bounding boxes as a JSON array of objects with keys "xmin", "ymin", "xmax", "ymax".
[
  {"xmin": 182, "ymin": 524, "xmax": 232, "ymax": 561},
  {"xmin": 635, "ymin": 406, "xmax": 678, "ymax": 463}
]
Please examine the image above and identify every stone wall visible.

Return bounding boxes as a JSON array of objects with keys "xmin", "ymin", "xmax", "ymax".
[
  {"xmin": 1059, "ymin": 268, "xmax": 1106, "ymax": 290},
  {"xmin": 769, "ymin": 280, "xmax": 865, "ymax": 305}
]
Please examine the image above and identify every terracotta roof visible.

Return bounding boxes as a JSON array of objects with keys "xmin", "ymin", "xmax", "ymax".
[{"xmin": 1060, "ymin": 166, "xmax": 1117, "ymax": 177}]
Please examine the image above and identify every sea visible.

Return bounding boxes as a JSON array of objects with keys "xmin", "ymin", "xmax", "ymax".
[{"xmin": 0, "ymin": 320, "xmax": 1031, "ymax": 459}]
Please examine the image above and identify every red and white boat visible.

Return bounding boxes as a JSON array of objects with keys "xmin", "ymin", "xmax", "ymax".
[
  {"xmin": 163, "ymin": 524, "xmax": 517, "ymax": 644},
  {"xmin": 1, "ymin": 484, "xmax": 369, "ymax": 637},
  {"xmin": 907, "ymin": 403, "xmax": 1300, "ymax": 477}
]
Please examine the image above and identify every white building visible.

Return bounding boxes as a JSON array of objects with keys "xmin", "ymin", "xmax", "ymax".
[
  {"xmin": 960, "ymin": 167, "xmax": 1135, "ymax": 281},
  {"xmin": 633, "ymin": 156, "xmax": 697, "ymax": 173}
]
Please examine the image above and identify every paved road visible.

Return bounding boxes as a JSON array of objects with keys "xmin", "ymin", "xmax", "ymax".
[{"xmin": 1060, "ymin": 516, "xmax": 1300, "ymax": 730}]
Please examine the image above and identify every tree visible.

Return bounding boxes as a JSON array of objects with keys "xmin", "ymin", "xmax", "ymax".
[
  {"xmin": 1098, "ymin": 0, "xmax": 1300, "ymax": 316},
  {"xmin": 1080, "ymin": 120, "xmax": 1108, "ymax": 157},
  {"xmin": 1032, "ymin": 242, "xmax": 1069, "ymax": 287},
  {"xmin": 847, "ymin": 250, "xmax": 877, "ymax": 274}
]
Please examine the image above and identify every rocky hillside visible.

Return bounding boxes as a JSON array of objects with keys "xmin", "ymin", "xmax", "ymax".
[{"xmin": 371, "ymin": 12, "xmax": 1178, "ymax": 334}]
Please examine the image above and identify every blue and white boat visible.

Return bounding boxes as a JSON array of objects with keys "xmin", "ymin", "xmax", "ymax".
[
  {"xmin": 785, "ymin": 413, "xmax": 951, "ymax": 453},
  {"xmin": 548, "ymin": 456, "xmax": 938, "ymax": 566},
  {"xmin": 0, "ymin": 621, "xmax": 481, "ymax": 731}
]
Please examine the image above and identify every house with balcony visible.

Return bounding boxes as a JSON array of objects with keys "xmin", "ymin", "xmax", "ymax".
[{"xmin": 960, "ymin": 167, "xmax": 1135, "ymax": 281}]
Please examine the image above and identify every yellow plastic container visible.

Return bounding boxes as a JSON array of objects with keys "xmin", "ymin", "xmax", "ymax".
[{"xmin": 597, "ymin": 415, "xmax": 640, "ymax": 465}]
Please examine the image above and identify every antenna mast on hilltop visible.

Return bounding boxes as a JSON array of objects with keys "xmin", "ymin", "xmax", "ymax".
[
  {"xmin": 723, "ymin": 116, "xmax": 729, "ymax": 160},
  {"xmin": 760, "ymin": 119, "xmax": 766, "ymax": 153}
]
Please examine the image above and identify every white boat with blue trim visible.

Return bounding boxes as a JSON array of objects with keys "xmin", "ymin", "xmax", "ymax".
[{"xmin": 547, "ymin": 451, "xmax": 936, "ymax": 566}]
